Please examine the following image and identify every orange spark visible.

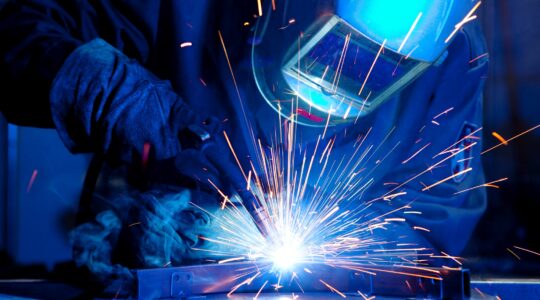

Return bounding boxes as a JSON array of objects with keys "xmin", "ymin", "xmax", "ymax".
[
  {"xmin": 482, "ymin": 124, "xmax": 540, "ymax": 154},
  {"xmin": 319, "ymin": 279, "xmax": 346, "ymax": 298},
  {"xmin": 492, "ymin": 132, "xmax": 508, "ymax": 145},
  {"xmin": 207, "ymin": 179, "xmax": 230, "ymax": 209},
  {"xmin": 454, "ymin": 177, "xmax": 508, "ymax": 195}
]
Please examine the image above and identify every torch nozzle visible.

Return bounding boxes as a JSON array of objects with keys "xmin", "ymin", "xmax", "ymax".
[{"xmin": 236, "ymin": 188, "xmax": 270, "ymax": 238}]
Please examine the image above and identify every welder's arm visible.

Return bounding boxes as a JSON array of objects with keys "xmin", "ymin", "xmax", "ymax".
[
  {"xmin": 371, "ymin": 28, "xmax": 489, "ymax": 255},
  {"xmin": 0, "ymin": 0, "xmax": 82, "ymax": 127},
  {"xmin": 0, "ymin": 0, "xmax": 200, "ymax": 163},
  {"xmin": 49, "ymin": 38, "xmax": 201, "ymax": 163}
]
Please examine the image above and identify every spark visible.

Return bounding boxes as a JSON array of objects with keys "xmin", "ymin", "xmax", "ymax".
[
  {"xmin": 219, "ymin": 257, "xmax": 246, "ymax": 264},
  {"xmin": 319, "ymin": 279, "xmax": 346, "ymax": 298},
  {"xmin": 180, "ymin": 42, "xmax": 192, "ymax": 48},
  {"xmin": 491, "ymin": 132, "xmax": 508, "ymax": 145},
  {"xmin": 127, "ymin": 222, "xmax": 141, "ymax": 227},
  {"xmin": 385, "ymin": 218, "xmax": 406, "ymax": 222},
  {"xmin": 469, "ymin": 53, "xmax": 489, "ymax": 64},
  {"xmin": 207, "ymin": 178, "xmax": 230, "ymax": 209},
  {"xmin": 445, "ymin": 1, "xmax": 482, "ymax": 44},
  {"xmin": 398, "ymin": 12, "xmax": 423, "ymax": 53},
  {"xmin": 439, "ymin": 251, "xmax": 462, "ymax": 266},
  {"xmin": 26, "ymin": 169, "xmax": 38, "ymax": 193},
  {"xmin": 453, "ymin": 177, "xmax": 508, "ymax": 195},
  {"xmin": 357, "ymin": 290, "xmax": 375, "ymax": 300},
  {"xmin": 506, "ymin": 248, "xmax": 521, "ymax": 260},
  {"xmin": 383, "ymin": 192, "xmax": 407, "ymax": 201},
  {"xmin": 433, "ymin": 107, "xmax": 455, "ymax": 120},
  {"xmin": 402, "ymin": 143, "xmax": 431, "ymax": 164},
  {"xmin": 421, "ymin": 168, "xmax": 473, "ymax": 191},
  {"xmin": 254, "ymin": 280, "xmax": 268, "ymax": 299},
  {"xmin": 228, "ymin": 275, "xmax": 255, "ymax": 297},
  {"xmin": 474, "ymin": 287, "xmax": 486, "ymax": 298},
  {"xmin": 413, "ymin": 226, "xmax": 430, "ymax": 232},
  {"xmin": 513, "ymin": 246, "xmax": 540, "ymax": 257},
  {"xmin": 482, "ymin": 124, "xmax": 540, "ymax": 154},
  {"xmin": 193, "ymin": 31, "xmax": 513, "ymax": 295},
  {"xmin": 256, "ymin": 0, "xmax": 263, "ymax": 16},
  {"xmin": 358, "ymin": 40, "xmax": 387, "ymax": 97}
]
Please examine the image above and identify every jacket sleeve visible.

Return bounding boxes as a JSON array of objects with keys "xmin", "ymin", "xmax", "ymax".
[
  {"xmin": 372, "ymin": 25, "xmax": 489, "ymax": 255},
  {"xmin": 0, "ymin": 0, "xmax": 81, "ymax": 126},
  {"xmin": 0, "ymin": 0, "xmax": 200, "ymax": 162},
  {"xmin": 0, "ymin": 0, "xmax": 151, "ymax": 127}
]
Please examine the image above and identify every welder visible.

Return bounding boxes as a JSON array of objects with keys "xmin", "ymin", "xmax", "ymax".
[{"xmin": 0, "ymin": 0, "xmax": 488, "ymax": 295}]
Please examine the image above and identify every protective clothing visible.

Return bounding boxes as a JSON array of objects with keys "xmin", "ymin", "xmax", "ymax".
[
  {"xmin": 50, "ymin": 38, "xmax": 201, "ymax": 164},
  {"xmin": 0, "ymin": 0, "xmax": 488, "ymax": 289},
  {"xmin": 253, "ymin": 0, "xmax": 481, "ymax": 126}
]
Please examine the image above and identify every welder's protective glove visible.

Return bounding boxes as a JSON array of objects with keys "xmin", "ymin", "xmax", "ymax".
[
  {"xmin": 50, "ymin": 38, "xmax": 200, "ymax": 164},
  {"xmin": 173, "ymin": 117, "xmax": 253, "ymax": 207}
]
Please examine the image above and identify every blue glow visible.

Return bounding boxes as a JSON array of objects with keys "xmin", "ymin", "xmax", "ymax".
[
  {"xmin": 335, "ymin": 0, "xmax": 475, "ymax": 62},
  {"xmin": 337, "ymin": 0, "xmax": 431, "ymax": 44}
]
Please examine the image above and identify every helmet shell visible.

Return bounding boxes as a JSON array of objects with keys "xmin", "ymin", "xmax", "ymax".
[{"xmin": 337, "ymin": 0, "xmax": 480, "ymax": 62}]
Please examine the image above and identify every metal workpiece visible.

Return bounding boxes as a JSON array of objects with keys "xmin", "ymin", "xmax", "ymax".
[{"xmin": 137, "ymin": 262, "xmax": 470, "ymax": 299}]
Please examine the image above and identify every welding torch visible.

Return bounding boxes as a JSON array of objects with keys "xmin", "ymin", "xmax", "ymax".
[{"xmin": 181, "ymin": 124, "xmax": 270, "ymax": 238}]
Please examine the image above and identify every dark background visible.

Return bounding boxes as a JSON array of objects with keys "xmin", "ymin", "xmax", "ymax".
[
  {"xmin": 462, "ymin": 0, "xmax": 540, "ymax": 277},
  {"xmin": 0, "ymin": 0, "xmax": 539, "ymax": 279}
]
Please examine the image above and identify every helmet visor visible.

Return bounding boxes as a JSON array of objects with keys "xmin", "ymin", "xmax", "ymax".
[
  {"xmin": 281, "ymin": 16, "xmax": 430, "ymax": 122},
  {"xmin": 253, "ymin": 12, "xmax": 431, "ymax": 126}
]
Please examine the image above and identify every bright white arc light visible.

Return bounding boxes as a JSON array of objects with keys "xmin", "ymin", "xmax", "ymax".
[{"xmin": 271, "ymin": 243, "xmax": 303, "ymax": 270}]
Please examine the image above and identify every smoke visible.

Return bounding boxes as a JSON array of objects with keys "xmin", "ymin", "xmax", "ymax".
[{"xmin": 69, "ymin": 187, "xmax": 228, "ymax": 297}]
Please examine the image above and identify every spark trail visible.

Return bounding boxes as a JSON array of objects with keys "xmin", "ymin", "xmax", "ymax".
[{"xmin": 192, "ymin": 26, "xmax": 538, "ymax": 298}]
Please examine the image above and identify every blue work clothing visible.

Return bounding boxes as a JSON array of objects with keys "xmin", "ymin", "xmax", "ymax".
[{"xmin": 0, "ymin": 0, "xmax": 488, "ymax": 261}]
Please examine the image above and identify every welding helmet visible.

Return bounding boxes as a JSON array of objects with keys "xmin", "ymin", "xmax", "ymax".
[{"xmin": 252, "ymin": 0, "xmax": 480, "ymax": 126}]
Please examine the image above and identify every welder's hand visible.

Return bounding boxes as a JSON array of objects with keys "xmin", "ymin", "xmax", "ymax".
[
  {"xmin": 50, "ymin": 38, "xmax": 203, "ymax": 165},
  {"xmin": 173, "ymin": 117, "xmax": 229, "ymax": 195}
]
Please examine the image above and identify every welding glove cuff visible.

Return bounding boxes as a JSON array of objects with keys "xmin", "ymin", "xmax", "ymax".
[{"xmin": 50, "ymin": 38, "xmax": 199, "ymax": 164}]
